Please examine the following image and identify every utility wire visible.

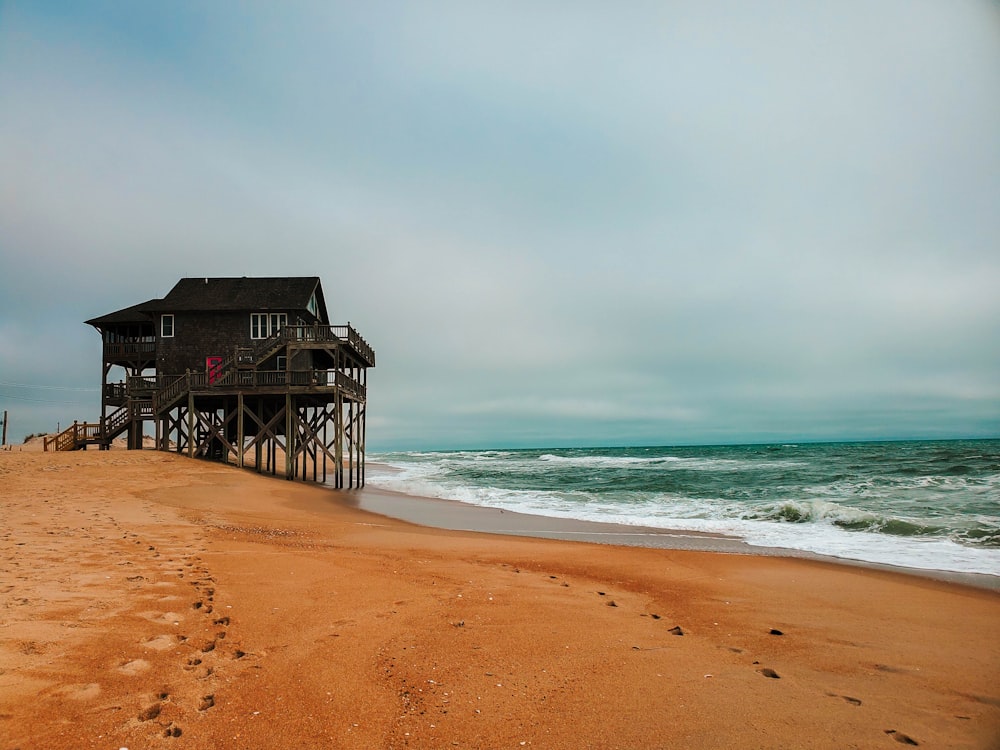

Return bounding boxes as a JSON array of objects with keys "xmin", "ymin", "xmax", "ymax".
[
  {"xmin": 0, "ymin": 381, "xmax": 99, "ymax": 392},
  {"xmin": 0, "ymin": 392, "xmax": 95, "ymax": 405}
]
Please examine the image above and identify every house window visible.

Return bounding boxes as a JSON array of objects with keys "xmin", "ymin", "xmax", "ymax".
[
  {"xmin": 307, "ymin": 293, "xmax": 318, "ymax": 317},
  {"xmin": 250, "ymin": 312, "xmax": 287, "ymax": 339},
  {"xmin": 161, "ymin": 315, "xmax": 174, "ymax": 338}
]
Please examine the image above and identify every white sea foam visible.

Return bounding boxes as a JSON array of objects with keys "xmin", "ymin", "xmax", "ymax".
[
  {"xmin": 535, "ymin": 453, "xmax": 803, "ymax": 471},
  {"xmin": 367, "ymin": 465, "xmax": 1000, "ymax": 577},
  {"xmin": 368, "ymin": 445, "xmax": 1000, "ymax": 578}
]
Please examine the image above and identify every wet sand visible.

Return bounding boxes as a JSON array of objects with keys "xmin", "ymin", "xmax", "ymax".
[
  {"xmin": 348, "ymin": 484, "xmax": 757, "ymax": 551},
  {"xmin": 349, "ymin": 480, "xmax": 1000, "ymax": 591},
  {"xmin": 2, "ymin": 449, "xmax": 999, "ymax": 749}
]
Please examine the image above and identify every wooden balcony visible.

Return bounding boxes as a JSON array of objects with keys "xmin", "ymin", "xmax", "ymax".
[
  {"xmin": 240, "ymin": 324, "xmax": 375, "ymax": 367},
  {"xmin": 221, "ymin": 369, "xmax": 365, "ymax": 398},
  {"xmin": 328, "ymin": 325, "xmax": 376, "ymax": 367},
  {"xmin": 104, "ymin": 383, "xmax": 128, "ymax": 403},
  {"xmin": 126, "ymin": 376, "xmax": 159, "ymax": 393},
  {"xmin": 101, "ymin": 325, "xmax": 373, "ymax": 367},
  {"xmin": 104, "ymin": 378, "xmax": 157, "ymax": 405},
  {"xmin": 151, "ymin": 369, "xmax": 366, "ymax": 412},
  {"xmin": 102, "ymin": 340, "xmax": 156, "ymax": 359}
]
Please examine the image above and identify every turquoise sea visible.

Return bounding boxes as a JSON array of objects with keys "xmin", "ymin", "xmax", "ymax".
[{"xmin": 369, "ymin": 440, "xmax": 1000, "ymax": 576}]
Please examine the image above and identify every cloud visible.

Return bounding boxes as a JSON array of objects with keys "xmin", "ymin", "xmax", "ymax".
[{"xmin": 1, "ymin": 1, "xmax": 998, "ymax": 447}]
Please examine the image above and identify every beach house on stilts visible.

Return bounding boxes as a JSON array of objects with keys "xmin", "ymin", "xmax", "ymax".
[{"xmin": 47, "ymin": 277, "xmax": 374, "ymax": 487}]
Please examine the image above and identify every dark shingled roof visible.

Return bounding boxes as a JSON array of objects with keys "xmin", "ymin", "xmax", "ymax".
[
  {"xmin": 86, "ymin": 277, "xmax": 328, "ymax": 328},
  {"xmin": 85, "ymin": 300, "xmax": 159, "ymax": 327},
  {"xmin": 151, "ymin": 277, "xmax": 323, "ymax": 313}
]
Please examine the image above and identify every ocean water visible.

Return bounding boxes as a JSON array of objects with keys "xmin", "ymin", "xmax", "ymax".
[{"xmin": 368, "ymin": 440, "xmax": 1000, "ymax": 577}]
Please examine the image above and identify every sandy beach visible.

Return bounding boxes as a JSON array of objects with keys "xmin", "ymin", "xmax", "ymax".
[{"xmin": 2, "ymin": 449, "xmax": 999, "ymax": 749}]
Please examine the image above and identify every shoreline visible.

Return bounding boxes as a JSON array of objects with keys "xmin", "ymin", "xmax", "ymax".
[{"xmin": 353, "ymin": 468, "xmax": 1000, "ymax": 591}]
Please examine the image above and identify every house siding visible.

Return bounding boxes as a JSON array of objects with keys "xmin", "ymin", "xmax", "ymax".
[
  {"xmin": 157, "ymin": 311, "xmax": 245, "ymax": 374},
  {"xmin": 156, "ymin": 310, "xmax": 324, "ymax": 374}
]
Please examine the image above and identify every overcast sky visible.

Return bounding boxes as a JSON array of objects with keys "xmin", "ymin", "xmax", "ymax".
[{"xmin": 1, "ymin": 1, "xmax": 998, "ymax": 451}]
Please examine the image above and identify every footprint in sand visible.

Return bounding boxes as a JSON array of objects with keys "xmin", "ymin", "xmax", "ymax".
[
  {"xmin": 143, "ymin": 635, "xmax": 177, "ymax": 651},
  {"xmin": 825, "ymin": 692, "xmax": 862, "ymax": 706},
  {"xmin": 118, "ymin": 659, "xmax": 151, "ymax": 676},
  {"xmin": 137, "ymin": 702, "xmax": 162, "ymax": 721},
  {"xmin": 138, "ymin": 611, "xmax": 184, "ymax": 625},
  {"xmin": 885, "ymin": 729, "xmax": 919, "ymax": 745},
  {"xmin": 874, "ymin": 663, "xmax": 910, "ymax": 674},
  {"xmin": 55, "ymin": 683, "xmax": 101, "ymax": 700}
]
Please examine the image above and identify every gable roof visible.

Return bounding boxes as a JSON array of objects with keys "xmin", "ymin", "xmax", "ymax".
[
  {"xmin": 154, "ymin": 277, "xmax": 323, "ymax": 314},
  {"xmin": 85, "ymin": 277, "xmax": 329, "ymax": 329}
]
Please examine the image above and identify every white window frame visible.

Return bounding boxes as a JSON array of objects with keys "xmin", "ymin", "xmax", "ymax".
[
  {"xmin": 161, "ymin": 314, "xmax": 174, "ymax": 338},
  {"xmin": 250, "ymin": 312, "xmax": 287, "ymax": 339}
]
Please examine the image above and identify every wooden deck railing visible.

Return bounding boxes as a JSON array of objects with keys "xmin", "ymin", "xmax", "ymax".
[
  {"xmin": 244, "ymin": 325, "xmax": 375, "ymax": 366},
  {"xmin": 127, "ymin": 376, "xmax": 159, "ymax": 392},
  {"xmin": 103, "ymin": 341, "xmax": 156, "ymax": 358},
  {"xmin": 334, "ymin": 370, "xmax": 366, "ymax": 400},
  {"xmin": 105, "ymin": 383, "xmax": 128, "ymax": 401},
  {"xmin": 151, "ymin": 369, "xmax": 365, "ymax": 411},
  {"xmin": 333, "ymin": 325, "xmax": 376, "ymax": 366},
  {"xmin": 236, "ymin": 324, "xmax": 374, "ymax": 367},
  {"xmin": 106, "ymin": 378, "xmax": 159, "ymax": 401}
]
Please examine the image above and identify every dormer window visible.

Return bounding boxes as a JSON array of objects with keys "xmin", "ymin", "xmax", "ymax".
[
  {"xmin": 161, "ymin": 314, "xmax": 174, "ymax": 338},
  {"xmin": 251, "ymin": 312, "xmax": 287, "ymax": 339}
]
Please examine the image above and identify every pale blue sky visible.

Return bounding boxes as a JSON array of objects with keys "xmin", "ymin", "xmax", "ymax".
[{"xmin": 1, "ymin": 1, "xmax": 998, "ymax": 450}]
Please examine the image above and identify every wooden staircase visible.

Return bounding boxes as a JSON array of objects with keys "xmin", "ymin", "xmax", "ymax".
[
  {"xmin": 44, "ymin": 422, "xmax": 102, "ymax": 451},
  {"xmin": 44, "ymin": 401, "xmax": 152, "ymax": 451},
  {"xmin": 104, "ymin": 401, "xmax": 152, "ymax": 441}
]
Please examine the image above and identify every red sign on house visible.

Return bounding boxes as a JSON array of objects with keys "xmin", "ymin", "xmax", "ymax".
[{"xmin": 206, "ymin": 356, "xmax": 224, "ymax": 384}]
